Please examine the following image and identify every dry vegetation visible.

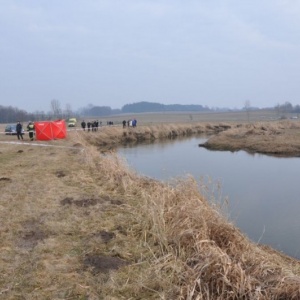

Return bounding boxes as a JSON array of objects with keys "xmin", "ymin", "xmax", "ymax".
[
  {"xmin": 79, "ymin": 122, "xmax": 230, "ymax": 150},
  {"xmin": 1, "ymin": 118, "xmax": 300, "ymax": 299},
  {"xmin": 201, "ymin": 120, "xmax": 300, "ymax": 157}
]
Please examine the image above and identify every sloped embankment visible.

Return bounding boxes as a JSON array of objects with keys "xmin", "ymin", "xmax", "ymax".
[
  {"xmin": 77, "ymin": 124, "xmax": 300, "ymax": 299},
  {"xmin": 79, "ymin": 133, "xmax": 300, "ymax": 299}
]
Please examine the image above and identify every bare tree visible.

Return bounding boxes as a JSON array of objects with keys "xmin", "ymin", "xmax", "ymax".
[
  {"xmin": 50, "ymin": 99, "xmax": 62, "ymax": 119},
  {"xmin": 0, "ymin": 105, "xmax": 27, "ymax": 123},
  {"xmin": 64, "ymin": 103, "xmax": 72, "ymax": 119},
  {"xmin": 244, "ymin": 100, "xmax": 251, "ymax": 122},
  {"xmin": 274, "ymin": 101, "xmax": 293, "ymax": 119},
  {"xmin": 34, "ymin": 110, "xmax": 46, "ymax": 121}
]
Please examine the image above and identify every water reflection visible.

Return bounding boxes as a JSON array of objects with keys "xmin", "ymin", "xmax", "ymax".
[{"xmin": 118, "ymin": 136, "xmax": 300, "ymax": 259}]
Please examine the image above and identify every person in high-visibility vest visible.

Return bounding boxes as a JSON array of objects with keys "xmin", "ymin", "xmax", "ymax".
[{"xmin": 27, "ymin": 122, "xmax": 35, "ymax": 141}]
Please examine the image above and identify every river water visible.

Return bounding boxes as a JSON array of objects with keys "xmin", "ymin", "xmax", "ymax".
[{"xmin": 118, "ymin": 136, "xmax": 300, "ymax": 259}]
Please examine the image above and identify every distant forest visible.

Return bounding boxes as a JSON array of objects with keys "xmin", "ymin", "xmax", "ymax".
[
  {"xmin": 121, "ymin": 101, "xmax": 210, "ymax": 113},
  {"xmin": 0, "ymin": 101, "xmax": 299, "ymax": 123},
  {"xmin": 79, "ymin": 101, "xmax": 211, "ymax": 116}
]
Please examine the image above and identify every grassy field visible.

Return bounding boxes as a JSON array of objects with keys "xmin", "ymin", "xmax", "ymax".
[
  {"xmin": 78, "ymin": 109, "xmax": 281, "ymax": 126},
  {"xmin": 1, "ymin": 114, "xmax": 300, "ymax": 299}
]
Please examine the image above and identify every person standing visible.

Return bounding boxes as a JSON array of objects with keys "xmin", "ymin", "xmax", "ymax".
[
  {"xmin": 81, "ymin": 120, "xmax": 86, "ymax": 131},
  {"xmin": 27, "ymin": 121, "xmax": 35, "ymax": 141},
  {"xmin": 16, "ymin": 121, "xmax": 23, "ymax": 140}
]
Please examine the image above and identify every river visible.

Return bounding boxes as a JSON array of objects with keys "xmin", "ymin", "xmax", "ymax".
[{"xmin": 118, "ymin": 136, "xmax": 300, "ymax": 259}]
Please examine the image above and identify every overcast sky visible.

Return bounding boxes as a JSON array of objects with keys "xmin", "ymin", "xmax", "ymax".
[{"xmin": 1, "ymin": 0, "xmax": 300, "ymax": 113}]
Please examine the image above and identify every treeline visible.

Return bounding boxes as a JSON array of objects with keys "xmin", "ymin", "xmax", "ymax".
[
  {"xmin": 1, "ymin": 101, "xmax": 210, "ymax": 123},
  {"xmin": 82, "ymin": 101, "xmax": 300, "ymax": 117},
  {"xmin": 79, "ymin": 105, "xmax": 121, "ymax": 117},
  {"xmin": 79, "ymin": 101, "xmax": 211, "ymax": 117},
  {"xmin": 121, "ymin": 101, "xmax": 210, "ymax": 113},
  {"xmin": 0, "ymin": 105, "xmax": 77, "ymax": 124},
  {"xmin": 275, "ymin": 102, "xmax": 300, "ymax": 114},
  {"xmin": 0, "ymin": 106, "xmax": 37, "ymax": 123}
]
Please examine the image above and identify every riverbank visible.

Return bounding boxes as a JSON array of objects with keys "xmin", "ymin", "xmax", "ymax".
[
  {"xmin": 79, "ymin": 119, "xmax": 300, "ymax": 157},
  {"xmin": 199, "ymin": 120, "xmax": 300, "ymax": 157},
  {"xmin": 1, "ymin": 121, "xmax": 300, "ymax": 299},
  {"xmin": 78, "ymin": 122, "xmax": 231, "ymax": 150}
]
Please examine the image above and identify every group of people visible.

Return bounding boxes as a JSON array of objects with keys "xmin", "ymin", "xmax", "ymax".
[
  {"xmin": 80, "ymin": 119, "xmax": 138, "ymax": 131},
  {"xmin": 123, "ymin": 119, "xmax": 137, "ymax": 128},
  {"xmin": 81, "ymin": 120, "xmax": 102, "ymax": 131},
  {"xmin": 16, "ymin": 121, "xmax": 35, "ymax": 141}
]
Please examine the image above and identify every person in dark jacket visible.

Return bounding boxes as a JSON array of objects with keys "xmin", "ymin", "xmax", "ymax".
[
  {"xmin": 16, "ymin": 121, "xmax": 23, "ymax": 140},
  {"xmin": 81, "ymin": 120, "xmax": 86, "ymax": 131}
]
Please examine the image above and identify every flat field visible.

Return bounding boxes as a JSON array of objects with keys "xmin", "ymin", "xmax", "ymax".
[{"xmin": 80, "ymin": 109, "xmax": 281, "ymax": 125}]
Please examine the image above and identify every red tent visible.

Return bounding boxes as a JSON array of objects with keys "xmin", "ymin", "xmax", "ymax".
[
  {"xmin": 51, "ymin": 120, "xmax": 67, "ymax": 139},
  {"xmin": 35, "ymin": 120, "xmax": 67, "ymax": 141}
]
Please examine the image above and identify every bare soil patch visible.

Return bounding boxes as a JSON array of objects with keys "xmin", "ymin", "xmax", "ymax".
[
  {"xmin": 110, "ymin": 199, "xmax": 123, "ymax": 205},
  {"xmin": 55, "ymin": 170, "xmax": 66, "ymax": 177},
  {"xmin": 93, "ymin": 230, "xmax": 116, "ymax": 243},
  {"xmin": 0, "ymin": 177, "xmax": 11, "ymax": 182},
  {"xmin": 17, "ymin": 219, "xmax": 48, "ymax": 249},
  {"xmin": 60, "ymin": 197, "xmax": 99, "ymax": 207},
  {"xmin": 83, "ymin": 254, "xmax": 129, "ymax": 274}
]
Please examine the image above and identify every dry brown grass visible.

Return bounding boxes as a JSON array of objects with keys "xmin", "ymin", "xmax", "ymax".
[
  {"xmin": 73, "ymin": 122, "xmax": 231, "ymax": 151},
  {"xmin": 1, "ymin": 120, "xmax": 300, "ymax": 299},
  {"xmin": 201, "ymin": 120, "xmax": 300, "ymax": 156}
]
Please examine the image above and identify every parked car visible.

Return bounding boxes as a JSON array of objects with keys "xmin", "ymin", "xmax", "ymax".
[
  {"xmin": 5, "ymin": 124, "xmax": 25, "ymax": 135},
  {"xmin": 67, "ymin": 118, "xmax": 77, "ymax": 127}
]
